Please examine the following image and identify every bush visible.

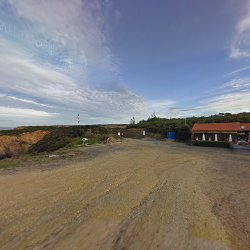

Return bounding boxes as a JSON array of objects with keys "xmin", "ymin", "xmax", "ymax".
[
  {"xmin": 127, "ymin": 112, "xmax": 250, "ymax": 140},
  {"xmin": 29, "ymin": 126, "xmax": 114, "ymax": 153},
  {"xmin": 121, "ymin": 128, "xmax": 144, "ymax": 139},
  {"xmin": 87, "ymin": 134, "xmax": 102, "ymax": 145},
  {"xmin": 29, "ymin": 134, "xmax": 71, "ymax": 152},
  {"xmin": 65, "ymin": 137, "xmax": 84, "ymax": 148},
  {"xmin": 191, "ymin": 140, "xmax": 231, "ymax": 148},
  {"xmin": 29, "ymin": 127, "xmax": 85, "ymax": 152},
  {"xmin": 175, "ymin": 126, "xmax": 192, "ymax": 141}
]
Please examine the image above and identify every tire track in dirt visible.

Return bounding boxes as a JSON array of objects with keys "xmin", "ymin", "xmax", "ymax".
[{"xmin": 109, "ymin": 157, "xmax": 232, "ymax": 250}]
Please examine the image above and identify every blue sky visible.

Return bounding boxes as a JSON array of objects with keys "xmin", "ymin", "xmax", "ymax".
[{"xmin": 0, "ymin": 0, "xmax": 250, "ymax": 126}]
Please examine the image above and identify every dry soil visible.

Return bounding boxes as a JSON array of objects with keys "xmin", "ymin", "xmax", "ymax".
[{"xmin": 0, "ymin": 139, "xmax": 249, "ymax": 250}]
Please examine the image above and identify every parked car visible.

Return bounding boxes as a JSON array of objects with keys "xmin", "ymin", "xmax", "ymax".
[{"xmin": 237, "ymin": 139, "xmax": 248, "ymax": 145}]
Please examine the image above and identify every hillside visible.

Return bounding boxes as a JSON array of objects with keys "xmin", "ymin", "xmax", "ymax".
[
  {"xmin": 0, "ymin": 130, "xmax": 49, "ymax": 159},
  {"xmin": 0, "ymin": 125, "xmax": 121, "ymax": 159},
  {"xmin": 129, "ymin": 112, "xmax": 250, "ymax": 140},
  {"xmin": 1, "ymin": 112, "xmax": 250, "ymax": 159}
]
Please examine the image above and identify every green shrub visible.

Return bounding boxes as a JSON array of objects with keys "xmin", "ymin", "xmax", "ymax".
[
  {"xmin": 175, "ymin": 126, "xmax": 192, "ymax": 141},
  {"xmin": 87, "ymin": 134, "xmax": 102, "ymax": 145},
  {"xmin": 65, "ymin": 137, "xmax": 84, "ymax": 148},
  {"xmin": 191, "ymin": 140, "xmax": 231, "ymax": 148},
  {"xmin": 29, "ymin": 134, "xmax": 71, "ymax": 152},
  {"xmin": 127, "ymin": 112, "xmax": 250, "ymax": 141},
  {"xmin": 29, "ymin": 126, "xmax": 113, "ymax": 152}
]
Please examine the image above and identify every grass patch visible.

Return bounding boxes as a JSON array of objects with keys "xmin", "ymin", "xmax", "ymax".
[
  {"xmin": 87, "ymin": 134, "xmax": 102, "ymax": 145},
  {"xmin": 66, "ymin": 135, "xmax": 103, "ymax": 147},
  {"xmin": 65, "ymin": 137, "xmax": 84, "ymax": 148},
  {"xmin": 0, "ymin": 160, "xmax": 18, "ymax": 169}
]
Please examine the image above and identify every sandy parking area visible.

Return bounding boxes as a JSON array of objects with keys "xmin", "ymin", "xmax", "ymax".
[{"xmin": 0, "ymin": 139, "xmax": 249, "ymax": 250}]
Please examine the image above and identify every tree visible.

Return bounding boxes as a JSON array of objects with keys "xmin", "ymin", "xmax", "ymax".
[
  {"xmin": 149, "ymin": 112, "xmax": 156, "ymax": 119},
  {"xmin": 130, "ymin": 116, "xmax": 135, "ymax": 125}
]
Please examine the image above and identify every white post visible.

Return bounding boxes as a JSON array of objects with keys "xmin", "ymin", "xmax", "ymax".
[
  {"xmin": 215, "ymin": 134, "xmax": 218, "ymax": 141},
  {"xmin": 143, "ymin": 130, "xmax": 146, "ymax": 136},
  {"xmin": 202, "ymin": 134, "xmax": 206, "ymax": 141},
  {"xmin": 229, "ymin": 134, "xmax": 232, "ymax": 143}
]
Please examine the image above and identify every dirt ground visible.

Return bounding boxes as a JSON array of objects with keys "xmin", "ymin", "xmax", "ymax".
[{"xmin": 0, "ymin": 139, "xmax": 249, "ymax": 250}]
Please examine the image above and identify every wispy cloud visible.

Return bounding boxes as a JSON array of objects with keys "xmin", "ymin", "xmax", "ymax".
[
  {"xmin": 7, "ymin": 0, "xmax": 116, "ymax": 71},
  {"xmin": 0, "ymin": 36, "xmax": 148, "ymax": 124},
  {"xmin": 223, "ymin": 78, "xmax": 250, "ymax": 89},
  {"xmin": 5, "ymin": 96, "xmax": 52, "ymax": 108},
  {"xmin": 192, "ymin": 76, "xmax": 250, "ymax": 116},
  {"xmin": 1, "ymin": 0, "xmax": 249, "ymax": 126},
  {"xmin": 0, "ymin": 0, "xmax": 150, "ymax": 125},
  {"xmin": 230, "ymin": 0, "xmax": 250, "ymax": 58},
  {"xmin": 198, "ymin": 92, "xmax": 250, "ymax": 114},
  {"xmin": 225, "ymin": 65, "xmax": 250, "ymax": 77},
  {"xmin": 155, "ymin": 76, "xmax": 250, "ymax": 118},
  {"xmin": 0, "ymin": 106, "xmax": 57, "ymax": 118}
]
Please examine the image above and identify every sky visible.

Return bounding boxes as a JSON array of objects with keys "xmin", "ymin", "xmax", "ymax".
[{"xmin": 0, "ymin": 0, "xmax": 250, "ymax": 126}]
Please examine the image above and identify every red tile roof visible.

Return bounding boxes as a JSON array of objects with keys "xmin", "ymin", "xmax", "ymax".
[
  {"xmin": 192, "ymin": 122, "xmax": 241, "ymax": 132},
  {"xmin": 241, "ymin": 123, "xmax": 250, "ymax": 131}
]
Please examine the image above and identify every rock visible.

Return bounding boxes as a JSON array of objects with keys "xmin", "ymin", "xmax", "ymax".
[{"xmin": 48, "ymin": 154, "xmax": 60, "ymax": 158}]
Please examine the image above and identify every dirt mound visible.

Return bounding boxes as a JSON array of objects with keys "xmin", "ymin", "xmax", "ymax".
[
  {"xmin": 0, "ymin": 130, "xmax": 49, "ymax": 159},
  {"xmin": 105, "ymin": 137, "xmax": 117, "ymax": 144}
]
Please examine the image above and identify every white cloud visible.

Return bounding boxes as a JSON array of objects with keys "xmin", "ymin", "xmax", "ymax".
[
  {"xmin": 198, "ymin": 91, "xmax": 250, "ymax": 114},
  {"xmin": 193, "ymin": 76, "xmax": 250, "ymax": 115},
  {"xmin": 201, "ymin": 77, "xmax": 250, "ymax": 100},
  {"xmin": 165, "ymin": 76, "xmax": 250, "ymax": 117},
  {"xmin": 7, "ymin": 0, "xmax": 116, "ymax": 71},
  {"xmin": 0, "ymin": 38, "xmax": 78, "ymax": 103},
  {"xmin": 230, "ymin": 0, "xmax": 250, "ymax": 58},
  {"xmin": 1, "ymin": 0, "xmax": 248, "ymax": 126},
  {"xmin": 0, "ymin": 36, "xmax": 148, "ymax": 125},
  {"xmin": 0, "ymin": 0, "xmax": 150, "ymax": 125},
  {"xmin": 6, "ymin": 96, "xmax": 52, "ymax": 108},
  {"xmin": 223, "ymin": 78, "xmax": 250, "ymax": 89},
  {"xmin": 0, "ymin": 106, "xmax": 57, "ymax": 118}
]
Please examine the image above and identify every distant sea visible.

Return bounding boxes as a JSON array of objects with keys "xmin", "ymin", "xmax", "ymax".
[{"xmin": 0, "ymin": 127, "xmax": 14, "ymax": 131}]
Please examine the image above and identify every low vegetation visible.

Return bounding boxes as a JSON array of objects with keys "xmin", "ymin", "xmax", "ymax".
[
  {"xmin": 29, "ymin": 126, "xmax": 117, "ymax": 153},
  {"xmin": 129, "ymin": 112, "xmax": 250, "ymax": 141},
  {"xmin": 191, "ymin": 140, "xmax": 231, "ymax": 148},
  {"xmin": 1, "ymin": 112, "xmax": 250, "ymax": 157},
  {"xmin": 0, "ymin": 160, "xmax": 18, "ymax": 169}
]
